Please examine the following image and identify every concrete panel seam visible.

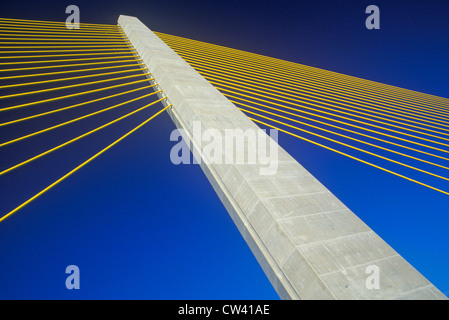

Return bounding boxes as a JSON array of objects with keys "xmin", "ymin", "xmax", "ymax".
[
  {"xmin": 297, "ymin": 230, "xmax": 374, "ymax": 248},
  {"xmin": 317, "ymin": 253, "xmax": 400, "ymax": 278},
  {"xmin": 275, "ymin": 208, "xmax": 353, "ymax": 220}
]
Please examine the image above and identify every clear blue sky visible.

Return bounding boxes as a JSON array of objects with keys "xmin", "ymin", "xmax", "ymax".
[{"xmin": 0, "ymin": 0, "xmax": 448, "ymax": 299}]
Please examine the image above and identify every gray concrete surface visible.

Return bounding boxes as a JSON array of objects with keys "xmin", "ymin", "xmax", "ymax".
[{"xmin": 118, "ymin": 15, "xmax": 447, "ymax": 300}]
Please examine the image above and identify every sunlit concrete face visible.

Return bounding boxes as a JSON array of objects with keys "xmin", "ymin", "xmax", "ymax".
[{"xmin": 118, "ymin": 15, "xmax": 447, "ymax": 300}]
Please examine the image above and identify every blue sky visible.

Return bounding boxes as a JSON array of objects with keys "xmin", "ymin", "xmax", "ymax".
[{"xmin": 0, "ymin": 0, "xmax": 448, "ymax": 299}]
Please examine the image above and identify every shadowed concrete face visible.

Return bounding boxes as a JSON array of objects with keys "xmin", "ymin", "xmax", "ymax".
[{"xmin": 118, "ymin": 15, "xmax": 447, "ymax": 300}]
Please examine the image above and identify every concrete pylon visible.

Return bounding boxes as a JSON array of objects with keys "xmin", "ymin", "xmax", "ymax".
[{"xmin": 118, "ymin": 15, "xmax": 447, "ymax": 300}]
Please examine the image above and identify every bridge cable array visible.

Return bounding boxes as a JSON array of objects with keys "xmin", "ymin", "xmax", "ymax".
[
  {"xmin": 1, "ymin": 17, "xmax": 448, "ymax": 222},
  {"xmin": 0, "ymin": 18, "xmax": 171, "ymax": 222},
  {"xmin": 155, "ymin": 31, "xmax": 449, "ymax": 196}
]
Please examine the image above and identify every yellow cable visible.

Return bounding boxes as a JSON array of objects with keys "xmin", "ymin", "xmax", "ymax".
[
  {"xmin": 158, "ymin": 32, "xmax": 449, "ymax": 108},
  {"xmin": 1, "ymin": 45, "xmax": 132, "ymax": 49},
  {"xmin": 0, "ymin": 78, "xmax": 153, "ymax": 112},
  {"xmin": 0, "ymin": 58, "xmax": 143, "ymax": 73},
  {"xmin": 0, "ymin": 67, "xmax": 147, "ymax": 89},
  {"xmin": 249, "ymin": 117, "xmax": 449, "ymax": 196},
  {"xmin": 0, "ymin": 96, "xmax": 167, "ymax": 176},
  {"xmin": 0, "ymin": 72, "xmax": 151, "ymax": 101},
  {"xmin": 177, "ymin": 49, "xmax": 449, "ymax": 117},
  {"xmin": 0, "ymin": 31, "xmax": 125, "ymax": 39},
  {"xmin": 0, "ymin": 104, "xmax": 171, "ymax": 223},
  {"xmin": 0, "ymin": 63, "xmax": 145, "ymax": 81},
  {"xmin": 243, "ymin": 109, "xmax": 449, "ymax": 181},
  {"xmin": 0, "ymin": 55, "xmax": 139, "ymax": 66},
  {"xmin": 160, "ymin": 34, "xmax": 449, "ymax": 110},
  {"xmin": 0, "ymin": 48, "xmax": 135, "ymax": 53},
  {"xmin": 0, "ymin": 27, "xmax": 120, "ymax": 36},
  {"xmin": 203, "ymin": 72, "xmax": 449, "ymax": 133},
  {"xmin": 178, "ymin": 53, "xmax": 449, "ymax": 121},
  {"xmin": 221, "ymin": 91, "xmax": 449, "ymax": 155},
  {"xmin": 0, "ymin": 37, "xmax": 128, "ymax": 42},
  {"xmin": 236, "ymin": 103, "xmax": 449, "ymax": 172},
  {"xmin": 0, "ymin": 17, "xmax": 117, "ymax": 27},
  {"xmin": 162, "ymin": 39, "xmax": 449, "ymax": 112},
  {"xmin": 0, "ymin": 89, "xmax": 161, "ymax": 147},
  {"xmin": 0, "ymin": 26, "xmax": 120, "ymax": 35},
  {"xmin": 164, "ymin": 38, "xmax": 449, "ymax": 113},
  {"xmin": 0, "ymin": 85, "xmax": 156, "ymax": 127},
  {"xmin": 230, "ymin": 98, "xmax": 449, "ymax": 162},
  {"xmin": 212, "ymin": 83, "xmax": 449, "ymax": 147},
  {"xmin": 0, "ymin": 52, "xmax": 138, "ymax": 59},
  {"xmin": 0, "ymin": 22, "xmax": 119, "ymax": 32},
  {"xmin": 0, "ymin": 41, "xmax": 129, "ymax": 45}
]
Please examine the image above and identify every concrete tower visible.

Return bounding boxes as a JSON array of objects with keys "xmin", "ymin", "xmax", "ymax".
[{"xmin": 118, "ymin": 15, "xmax": 447, "ymax": 300}]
